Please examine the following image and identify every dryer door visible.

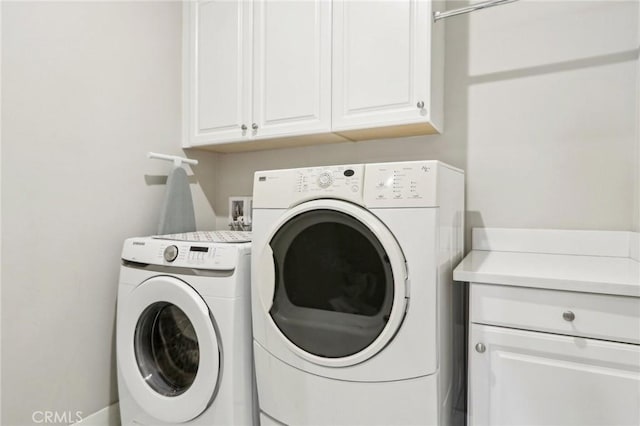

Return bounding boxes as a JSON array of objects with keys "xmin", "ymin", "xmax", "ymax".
[
  {"xmin": 257, "ymin": 199, "xmax": 408, "ymax": 367},
  {"xmin": 117, "ymin": 276, "xmax": 221, "ymax": 423}
]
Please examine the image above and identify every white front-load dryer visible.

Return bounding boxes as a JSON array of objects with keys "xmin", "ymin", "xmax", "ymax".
[
  {"xmin": 251, "ymin": 161, "xmax": 465, "ymax": 426},
  {"xmin": 117, "ymin": 232, "xmax": 256, "ymax": 425}
]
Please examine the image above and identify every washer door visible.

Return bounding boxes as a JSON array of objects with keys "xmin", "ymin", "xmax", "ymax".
[
  {"xmin": 117, "ymin": 276, "xmax": 221, "ymax": 423},
  {"xmin": 257, "ymin": 200, "xmax": 407, "ymax": 367}
]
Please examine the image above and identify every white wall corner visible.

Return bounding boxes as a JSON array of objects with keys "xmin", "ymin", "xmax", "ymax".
[
  {"xmin": 636, "ymin": 0, "xmax": 640, "ymax": 233},
  {"xmin": 75, "ymin": 403, "xmax": 120, "ymax": 426},
  {"xmin": 181, "ymin": 0, "xmax": 191, "ymax": 149},
  {"xmin": 0, "ymin": 2, "xmax": 3, "ymax": 423}
]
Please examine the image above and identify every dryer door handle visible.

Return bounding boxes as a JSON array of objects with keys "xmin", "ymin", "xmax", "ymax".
[{"xmin": 259, "ymin": 245, "xmax": 276, "ymax": 313}]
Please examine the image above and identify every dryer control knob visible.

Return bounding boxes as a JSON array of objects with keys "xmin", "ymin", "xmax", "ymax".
[
  {"xmin": 317, "ymin": 172, "xmax": 333, "ymax": 188},
  {"xmin": 164, "ymin": 245, "xmax": 179, "ymax": 262}
]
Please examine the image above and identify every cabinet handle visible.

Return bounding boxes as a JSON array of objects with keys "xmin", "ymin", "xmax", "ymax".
[
  {"xmin": 475, "ymin": 343, "xmax": 486, "ymax": 353},
  {"xmin": 562, "ymin": 311, "xmax": 575, "ymax": 322},
  {"xmin": 252, "ymin": 123, "xmax": 259, "ymax": 130},
  {"xmin": 241, "ymin": 124, "xmax": 247, "ymax": 131},
  {"xmin": 417, "ymin": 101, "xmax": 425, "ymax": 109}
]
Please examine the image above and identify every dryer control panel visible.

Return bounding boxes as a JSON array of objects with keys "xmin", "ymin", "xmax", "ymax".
[
  {"xmin": 363, "ymin": 162, "xmax": 437, "ymax": 207},
  {"xmin": 253, "ymin": 161, "xmax": 463, "ymax": 209},
  {"xmin": 293, "ymin": 165, "xmax": 363, "ymax": 196},
  {"xmin": 253, "ymin": 164, "xmax": 365, "ymax": 208}
]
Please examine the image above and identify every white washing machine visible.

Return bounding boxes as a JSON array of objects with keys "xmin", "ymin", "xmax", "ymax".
[
  {"xmin": 117, "ymin": 231, "xmax": 256, "ymax": 425},
  {"xmin": 251, "ymin": 161, "xmax": 465, "ymax": 425}
]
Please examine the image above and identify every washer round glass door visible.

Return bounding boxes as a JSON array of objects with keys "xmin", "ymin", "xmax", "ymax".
[
  {"xmin": 117, "ymin": 276, "xmax": 221, "ymax": 423},
  {"xmin": 257, "ymin": 200, "xmax": 407, "ymax": 367},
  {"xmin": 134, "ymin": 302, "xmax": 199, "ymax": 396}
]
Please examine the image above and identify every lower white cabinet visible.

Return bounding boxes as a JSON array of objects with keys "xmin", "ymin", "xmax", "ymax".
[
  {"xmin": 469, "ymin": 324, "xmax": 640, "ymax": 426},
  {"xmin": 468, "ymin": 284, "xmax": 640, "ymax": 426}
]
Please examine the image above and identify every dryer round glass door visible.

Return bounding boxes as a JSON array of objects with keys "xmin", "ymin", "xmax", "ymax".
[
  {"xmin": 258, "ymin": 200, "xmax": 408, "ymax": 367},
  {"xmin": 117, "ymin": 276, "xmax": 221, "ymax": 424}
]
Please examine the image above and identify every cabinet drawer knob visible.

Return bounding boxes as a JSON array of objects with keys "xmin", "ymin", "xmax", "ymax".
[
  {"xmin": 475, "ymin": 343, "xmax": 486, "ymax": 353},
  {"xmin": 252, "ymin": 123, "xmax": 259, "ymax": 130},
  {"xmin": 241, "ymin": 124, "xmax": 247, "ymax": 131},
  {"xmin": 562, "ymin": 311, "xmax": 575, "ymax": 322},
  {"xmin": 417, "ymin": 101, "xmax": 425, "ymax": 109}
]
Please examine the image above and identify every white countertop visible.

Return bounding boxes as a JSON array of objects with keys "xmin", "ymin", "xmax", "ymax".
[{"xmin": 454, "ymin": 250, "xmax": 640, "ymax": 297}]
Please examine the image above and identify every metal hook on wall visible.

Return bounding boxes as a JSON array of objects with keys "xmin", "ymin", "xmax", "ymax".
[
  {"xmin": 147, "ymin": 152, "xmax": 199, "ymax": 169},
  {"xmin": 434, "ymin": 0, "xmax": 520, "ymax": 22}
]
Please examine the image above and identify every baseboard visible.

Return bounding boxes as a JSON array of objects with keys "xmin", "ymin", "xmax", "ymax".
[
  {"xmin": 75, "ymin": 403, "xmax": 120, "ymax": 426},
  {"xmin": 630, "ymin": 232, "xmax": 639, "ymax": 262}
]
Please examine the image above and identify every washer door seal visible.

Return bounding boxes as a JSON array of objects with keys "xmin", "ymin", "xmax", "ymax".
[{"xmin": 117, "ymin": 276, "xmax": 221, "ymax": 423}]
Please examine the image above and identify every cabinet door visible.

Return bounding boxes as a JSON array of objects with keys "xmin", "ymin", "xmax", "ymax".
[
  {"xmin": 252, "ymin": 0, "xmax": 332, "ymax": 139},
  {"xmin": 183, "ymin": 0, "xmax": 252, "ymax": 147},
  {"xmin": 469, "ymin": 324, "xmax": 640, "ymax": 426},
  {"xmin": 332, "ymin": 0, "xmax": 433, "ymax": 134}
]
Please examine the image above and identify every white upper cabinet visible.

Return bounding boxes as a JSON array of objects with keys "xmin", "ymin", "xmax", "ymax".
[
  {"xmin": 252, "ymin": 0, "xmax": 332, "ymax": 139},
  {"xmin": 332, "ymin": 0, "xmax": 443, "ymax": 139},
  {"xmin": 183, "ymin": 0, "xmax": 444, "ymax": 151},
  {"xmin": 184, "ymin": 0, "xmax": 252, "ymax": 146},
  {"xmin": 184, "ymin": 0, "xmax": 334, "ymax": 151}
]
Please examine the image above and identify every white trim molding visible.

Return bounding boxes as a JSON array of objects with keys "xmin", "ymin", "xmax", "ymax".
[
  {"xmin": 458, "ymin": 229, "xmax": 640, "ymax": 297},
  {"xmin": 472, "ymin": 228, "xmax": 635, "ymax": 258},
  {"xmin": 75, "ymin": 403, "xmax": 120, "ymax": 426},
  {"xmin": 630, "ymin": 232, "xmax": 639, "ymax": 262}
]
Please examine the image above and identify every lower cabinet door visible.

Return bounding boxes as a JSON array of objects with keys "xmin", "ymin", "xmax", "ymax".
[{"xmin": 469, "ymin": 324, "xmax": 640, "ymax": 426}]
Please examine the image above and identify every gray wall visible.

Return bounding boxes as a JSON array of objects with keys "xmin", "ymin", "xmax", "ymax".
[
  {"xmin": 1, "ymin": 2, "xmax": 216, "ymax": 424},
  {"xmin": 213, "ymin": 1, "xmax": 639, "ymax": 240}
]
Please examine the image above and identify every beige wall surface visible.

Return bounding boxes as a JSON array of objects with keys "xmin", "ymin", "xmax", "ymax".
[
  {"xmin": 214, "ymin": 1, "xmax": 639, "ymax": 241},
  {"xmin": 1, "ymin": 2, "xmax": 216, "ymax": 424},
  {"xmin": 1, "ymin": 1, "xmax": 638, "ymax": 425},
  {"xmin": 636, "ymin": 0, "xmax": 640, "ymax": 232}
]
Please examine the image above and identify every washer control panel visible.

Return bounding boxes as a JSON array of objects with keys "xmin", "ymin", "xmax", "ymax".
[
  {"xmin": 122, "ymin": 238, "xmax": 244, "ymax": 270},
  {"xmin": 163, "ymin": 245, "xmax": 179, "ymax": 262},
  {"xmin": 156, "ymin": 244, "xmax": 237, "ymax": 269},
  {"xmin": 294, "ymin": 164, "xmax": 364, "ymax": 200}
]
